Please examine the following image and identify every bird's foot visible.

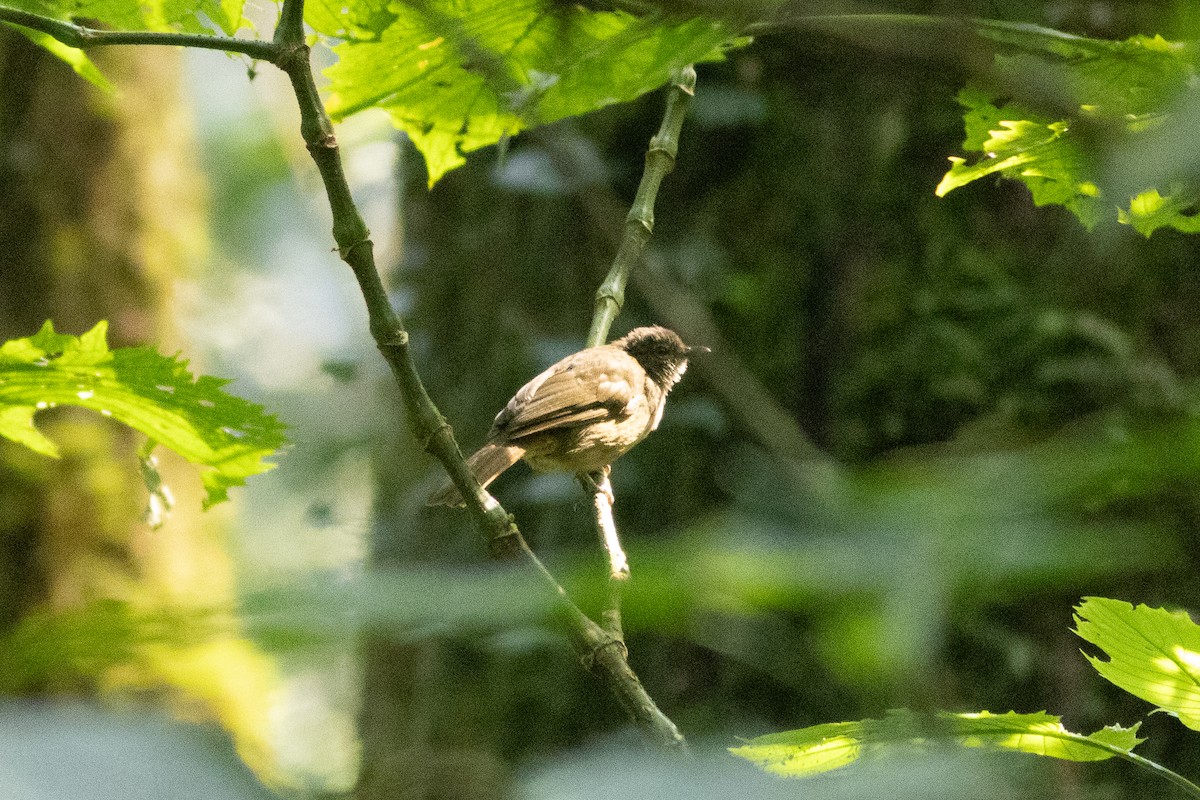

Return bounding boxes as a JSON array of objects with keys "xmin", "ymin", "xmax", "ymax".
[{"xmin": 579, "ymin": 467, "xmax": 614, "ymax": 505}]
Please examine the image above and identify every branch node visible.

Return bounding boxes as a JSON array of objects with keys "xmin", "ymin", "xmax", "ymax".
[
  {"xmin": 581, "ymin": 634, "xmax": 629, "ymax": 669},
  {"xmin": 420, "ymin": 419, "xmax": 453, "ymax": 453},
  {"xmin": 338, "ymin": 237, "xmax": 372, "ymax": 261}
]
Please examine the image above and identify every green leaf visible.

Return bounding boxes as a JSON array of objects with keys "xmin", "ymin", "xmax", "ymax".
[
  {"xmin": 1074, "ymin": 597, "xmax": 1200, "ymax": 729},
  {"xmin": 320, "ymin": 0, "xmax": 739, "ymax": 186},
  {"xmin": 730, "ymin": 709, "xmax": 1143, "ymax": 778},
  {"xmin": 938, "ymin": 23, "xmax": 1200, "ymax": 234},
  {"xmin": 0, "ymin": 321, "xmax": 285, "ymax": 510},
  {"xmin": 1, "ymin": 0, "xmax": 245, "ymax": 34},
  {"xmin": 11, "ymin": 27, "xmax": 112, "ymax": 91},
  {"xmin": 936, "ymin": 89, "xmax": 1104, "ymax": 229}
]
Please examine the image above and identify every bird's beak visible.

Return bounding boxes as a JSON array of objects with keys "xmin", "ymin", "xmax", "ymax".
[{"xmin": 686, "ymin": 345, "xmax": 711, "ymax": 355}]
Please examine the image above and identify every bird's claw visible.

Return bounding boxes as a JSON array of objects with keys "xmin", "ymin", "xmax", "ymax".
[{"xmin": 580, "ymin": 468, "xmax": 614, "ymax": 505}]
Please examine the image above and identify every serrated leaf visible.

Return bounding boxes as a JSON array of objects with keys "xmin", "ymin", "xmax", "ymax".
[
  {"xmin": 730, "ymin": 709, "xmax": 1143, "ymax": 778},
  {"xmin": 938, "ymin": 22, "xmax": 1199, "ymax": 234},
  {"xmin": 0, "ymin": 321, "xmax": 285, "ymax": 510},
  {"xmin": 1075, "ymin": 597, "xmax": 1200, "ymax": 729},
  {"xmin": 1, "ymin": 0, "xmax": 245, "ymax": 34},
  {"xmin": 10, "ymin": 27, "xmax": 112, "ymax": 91},
  {"xmin": 937, "ymin": 91, "xmax": 1104, "ymax": 229},
  {"xmin": 320, "ymin": 0, "xmax": 738, "ymax": 186}
]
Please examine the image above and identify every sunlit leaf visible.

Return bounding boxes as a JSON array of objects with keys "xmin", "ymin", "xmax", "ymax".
[
  {"xmin": 320, "ymin": 0, "xmax": 740, "ymax": 186},
  {"xmin": 1074, "ymin": 596, "xmax": 1200, "ymax": 729},
  {"xmin": 730, "ymin": 709, "xmax": 1143, "ymax": 777},
  {"xmin": 10, "ymin": 27, "xmax": 112, "ymax": 90},
  {"xmin": 938, "ymin": 23, "xmax": 1199, "ymax": 234},
  {"xmin": 1, "ymin": 0, "xmax": 248, "ymax": 81},
  {"xmin": 937, "ymin": 89, "xmax": 1104, "ymax": 228},
  {"xmin": 0, "ymin": 320, "xmax": 286, "ymax": 509}
]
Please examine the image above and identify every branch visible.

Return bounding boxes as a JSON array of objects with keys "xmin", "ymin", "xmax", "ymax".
[
  {"xmin": 581, "ymin": 470, "xmax": 627, "ymax": 642},
  {"xmin": 586, "ymin": 65, "xmax": 696, "ymax": 348},
  {"xmin": 569, "ymin": 68, "xmax": 700, "ymax": 751},
  {"xmin": 0, "ymin": 4, "xmax": 278, "ymax": 60},
  {"xmin": 268, "ymin": 0, "xmax": 688, "ymax": 752}
]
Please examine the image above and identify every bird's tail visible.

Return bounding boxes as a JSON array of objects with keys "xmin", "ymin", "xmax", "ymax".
[{"xmin": 426, "ymin": 442, "xmax": 525, "ymax": 507}]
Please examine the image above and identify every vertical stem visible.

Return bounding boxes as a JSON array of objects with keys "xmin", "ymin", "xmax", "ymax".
[{"xmin": 586, "ymin": 66, "xmax": 696, "ymax": 348}]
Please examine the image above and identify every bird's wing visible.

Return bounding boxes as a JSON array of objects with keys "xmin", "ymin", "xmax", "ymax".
[{"xmin": 492, "ymin": 348, "xmax": 642, "ymax": 440}]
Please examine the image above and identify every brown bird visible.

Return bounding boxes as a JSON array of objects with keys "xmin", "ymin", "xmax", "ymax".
[{"xmin": 427, "ymin": 326, "xmax": 703, "ymax": 507}]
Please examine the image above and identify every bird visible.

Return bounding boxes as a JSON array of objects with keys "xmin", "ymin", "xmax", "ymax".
[{"xmin": 427, "ymin": 325, "xmax": 704, "ymax": 507}]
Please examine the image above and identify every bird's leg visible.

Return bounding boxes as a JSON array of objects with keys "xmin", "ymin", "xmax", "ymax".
[{"xmin": 578, "ymin": 466, "xmax": 615, "ymax": 505}]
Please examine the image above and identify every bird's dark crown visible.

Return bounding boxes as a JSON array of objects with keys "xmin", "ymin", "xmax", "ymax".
[{"xmin": 614, "ymin": 326, "xmax": 696, "ymax": 386}]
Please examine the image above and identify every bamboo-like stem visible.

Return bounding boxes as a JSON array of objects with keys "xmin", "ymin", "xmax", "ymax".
[
  {"xmin": 573, "ymin": 68, "xmax": 699, "ymax": 750},
  {"xmin": 586, "ymin": 65, "xmax": 696, "ymax": 349}
]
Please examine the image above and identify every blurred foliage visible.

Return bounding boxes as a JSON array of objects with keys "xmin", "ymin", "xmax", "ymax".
[{"xmin": 0, "ymin": 702, "xmax": 277, "ymax": 800}]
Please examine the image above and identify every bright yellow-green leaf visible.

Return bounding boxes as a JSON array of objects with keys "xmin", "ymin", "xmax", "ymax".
[
  {"xmin": 0, "ymin": 321, "xmax": 286, "ymax": 510},
  {"xmin": 11, "ymin": 28, "xmax": 112, "ymax": 91},
  {"xmin": 730, "ymin": 709, "xmax": 1143, "ymax": 778},
  {"xmin": 1075, "ymin": 597, "xmax": 1200, "ymax": 729}
]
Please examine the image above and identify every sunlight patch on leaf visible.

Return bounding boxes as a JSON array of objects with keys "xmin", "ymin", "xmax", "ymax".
[
  {"xmin": 1075, "ymin": 597, "xmax": 1200, "ymax": 729},
  {"xmin": 0, "ymin": 321, "xmax": 285, "ymax": 511},
  {"xmin": 730, "ymin": 709, "xmax": 1143, "ymax": 778},
  {"xmin": 320, "ymin": 0, "xmax": 739, "ymax": 186}
]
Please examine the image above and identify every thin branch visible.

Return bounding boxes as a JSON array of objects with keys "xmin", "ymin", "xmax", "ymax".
[
  {"xmin": 582, "ymin": 470, "xmax": 627, "ymax": 642},
  {"xmin": 0, "ymin": 4, "xmax": 278, "ymax": 60},
  {"xmin": 586, "ymin": 65, "xmax": 696, "ymax": 348},
  {"xmin": 570, "ymin": 68, "xmax": 700, "ymax": 750},
  {"xmin": 588, "ymin": 471, "xmax": 629, "ymax": 581}
]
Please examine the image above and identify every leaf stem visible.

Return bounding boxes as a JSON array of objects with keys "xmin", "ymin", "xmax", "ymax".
[{"xmin": 1106, "ymin": 745, "xmax": 1200, "ymax": 798}]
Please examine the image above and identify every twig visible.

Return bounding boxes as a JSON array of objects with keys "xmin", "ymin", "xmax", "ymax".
[
  {"xmin": 586, "ymin": 65, "xmax": 696, "ymax": 348},
  {"xmin": 573, "ymin": 66, "xmax": 699, "ymax": 747},
  {"xmin": 588, "ymin": 471, "xmax": 629, "ymax": 581},
  {"xmin": 582, "ymin": 469, "xmax": 627, "ymax": 642}
]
